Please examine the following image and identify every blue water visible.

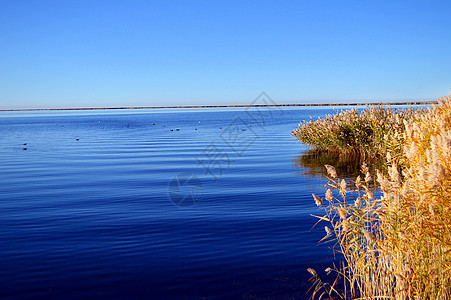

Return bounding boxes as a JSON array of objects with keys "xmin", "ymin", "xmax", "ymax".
[{"xmin": 0, "ymin": 107, "xmax": 343, "ymax": 299}]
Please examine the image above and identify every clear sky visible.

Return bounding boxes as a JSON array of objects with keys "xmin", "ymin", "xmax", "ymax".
[{"xmin": 0, "ymin": 0, "xmax": 450, "ymax": 109}]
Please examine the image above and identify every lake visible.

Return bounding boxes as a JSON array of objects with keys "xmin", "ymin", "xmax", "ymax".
[{"xmin": 0, "ymin": 106, "xmax": 348, "ymax": 299}]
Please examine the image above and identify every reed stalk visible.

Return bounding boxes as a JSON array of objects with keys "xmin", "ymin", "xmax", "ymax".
[{"xmin": 301, "ymin": 94, "xmax": 451, "ymax": 299}]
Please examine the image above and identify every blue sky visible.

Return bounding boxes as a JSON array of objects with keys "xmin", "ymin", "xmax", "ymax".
[{"xmin": 0, "ymin": 0, "xmax": 450, "ymax": 109}]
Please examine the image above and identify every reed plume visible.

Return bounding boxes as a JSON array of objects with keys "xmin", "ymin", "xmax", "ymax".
[{"xmin": 303, "ymin": 93, "xmax": 451, "ymax": 299}]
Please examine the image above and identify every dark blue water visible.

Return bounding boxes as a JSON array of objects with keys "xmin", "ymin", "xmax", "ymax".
[{"xmin": 0, "ymin": 107, "xmax": 343, "ymax": 299}]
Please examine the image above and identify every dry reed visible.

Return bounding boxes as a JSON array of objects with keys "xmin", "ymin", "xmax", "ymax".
[
  {"xmin": 291, "ymin": 105, "xmax": 425, "ymax": 160},
  {"xmin": 303, "ymin": 94, "xmax": 451, "ymax": 299}
]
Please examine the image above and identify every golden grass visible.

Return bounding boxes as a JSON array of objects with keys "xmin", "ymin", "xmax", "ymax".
[
  {"xmin": 291, "ymin": 106, "xmax": 425, "ymax": 160},
  {"xmin": 305, "ymin": 94, "xmax": 451, "ymax": 299}
]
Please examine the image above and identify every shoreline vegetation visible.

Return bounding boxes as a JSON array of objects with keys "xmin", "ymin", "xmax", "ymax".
[
  {"xmin": 293, "ymin": 93, "xmax": 451, "ymax": 299},
  {"xmin": 0, "ymin": 100, "xmax": 437, "ymax": 112},
  {"xmin": 292, "ymin": 104, "xmax": 428, "ymax": 162}
]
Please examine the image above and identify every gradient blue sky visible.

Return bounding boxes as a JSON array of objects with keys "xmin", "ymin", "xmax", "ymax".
[{"xmin": 1, "ymin": 0, "xmax": 450, "ymax": 109}]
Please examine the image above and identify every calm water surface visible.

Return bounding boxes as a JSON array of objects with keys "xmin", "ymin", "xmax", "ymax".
[{"xmin": 0, "ymin": 107, "xmax": 347, "ymax": 299}]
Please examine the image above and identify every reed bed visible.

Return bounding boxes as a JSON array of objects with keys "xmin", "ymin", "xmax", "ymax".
[
  {"xmin": 300, "ymin": 94, "xmax": 451, "ymax": 299},
  {"xmin": 291, "ymin": 105, "xmax": 425, "ymax": 160}
]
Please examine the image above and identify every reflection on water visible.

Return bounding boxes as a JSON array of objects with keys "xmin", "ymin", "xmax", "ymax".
[{"xmin": 294, "ymin": 149, "xmax": 383, "ymax": 179}]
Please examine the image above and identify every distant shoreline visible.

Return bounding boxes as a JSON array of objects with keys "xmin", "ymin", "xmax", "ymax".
[{"xmin": 0, "ymin": 101, "xmax": 437, "ymax": 112}]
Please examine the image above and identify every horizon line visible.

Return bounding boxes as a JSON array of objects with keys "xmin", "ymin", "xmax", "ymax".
[{"xmin": 0, "ymin": 100, "xmax": 438, "ymax": 112}]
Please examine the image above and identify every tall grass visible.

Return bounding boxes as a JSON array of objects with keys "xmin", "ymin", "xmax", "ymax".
[
  {"xmin": 291, "ymin": 105, "xmax": 424, "ymax": 160},
  {"xmin": 299, "ymin": 94, "xmax": 451, "ymax": 299}
]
